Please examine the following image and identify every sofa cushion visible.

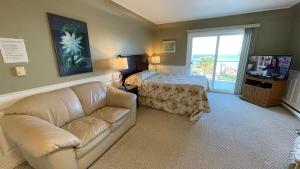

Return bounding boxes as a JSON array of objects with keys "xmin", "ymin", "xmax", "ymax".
[
  {"xmin": 292, "ymin": 136, "xmax": 300, "ymax": 163},
  {"xmin": 110, "ymin": 116, "xmax": 129, "ymax": 132},
  {"xmin": 75, "ymin": 129, "xmax": 110, "ymax": 158},
  {"xmin": 1, "ymin": 115, "xmax": 81, "ymax": 158},
  {"xmin": 92, "ymin": 107, "xmax": 130, "ymax": 131},
  {"xmin": 4, "ymin": 88, "xmax": 85, "ymax": 127},
  {"xmin": 71, "ymin": 82, "xmax": 107, "ymax": 115},
  {"xmin": 62, "ymin": 116, "xmax": 109, "ymax": 148}
]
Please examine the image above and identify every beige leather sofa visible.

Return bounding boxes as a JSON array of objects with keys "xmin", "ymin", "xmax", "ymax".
[
  {"xmin": 289, "ymin": 136, "xmax": 300, "ymax": 169},
  {"xmin": 0, "ymin": 82, "xmax": 137, "ymax": 169}
]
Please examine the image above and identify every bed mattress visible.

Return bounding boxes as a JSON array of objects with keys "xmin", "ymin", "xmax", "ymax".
[{"xmin": 144, "ymin": 74, "xmax": 209, "ymax": 91}]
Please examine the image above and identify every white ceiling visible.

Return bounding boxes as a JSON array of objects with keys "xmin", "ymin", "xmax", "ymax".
[{"xmin": 112, "ymin": 0, "xmax": 300, "ymax": 24}]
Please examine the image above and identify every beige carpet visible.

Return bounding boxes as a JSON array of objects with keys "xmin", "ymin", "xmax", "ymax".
[{"xmin": 16, "ymin": 93, "xmax": 300, "ymax": 169}]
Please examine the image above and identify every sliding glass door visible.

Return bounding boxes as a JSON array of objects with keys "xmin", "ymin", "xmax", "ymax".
[{"xmin": 187, "ymin": 29, "xmax": 244, "ymax": 93}]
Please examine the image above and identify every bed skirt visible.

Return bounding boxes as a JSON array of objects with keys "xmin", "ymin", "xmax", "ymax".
[{"xmin": 138, "ymin": 83, "xmax": 210, "ymax": 121}]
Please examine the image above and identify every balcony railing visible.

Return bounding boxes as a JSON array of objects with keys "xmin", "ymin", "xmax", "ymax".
[{"xmin": 191, "ymin": 60, "xmax": 239, "ymax": 83}]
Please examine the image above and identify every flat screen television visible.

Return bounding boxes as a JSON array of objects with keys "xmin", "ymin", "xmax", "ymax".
[{"xmin": 247, "ymin": 55, "xmax": 292, "ymax": 80}]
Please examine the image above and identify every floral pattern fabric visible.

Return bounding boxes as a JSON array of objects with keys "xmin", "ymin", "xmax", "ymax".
[
  {"xmin": 145, "ymin": 74, "xmax": 209, "ymax": 91},
  {"xmin": 125, "ymin": 70, "xmax": 158, "ymax": 86},
  {"xmin": 124, "ymin": 71, "xmax": 211, "ymax": 121},
  {"xmin": 138, "ymin": 82, "xmax": 210, "ymax": 121}
]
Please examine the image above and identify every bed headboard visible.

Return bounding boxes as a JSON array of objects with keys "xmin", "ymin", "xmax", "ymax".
[{"xmin": 120, "ymin": 54, "xmax": 149, "ymax": 81}]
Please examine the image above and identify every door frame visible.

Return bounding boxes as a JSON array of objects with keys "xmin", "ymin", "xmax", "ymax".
[
  {"xmin": 186, "ymin": 28, "xmax": 245, "ymax": 93},
  {"xmin": 185, "ymin": 28, "xmax": 245, "ymax": 74}
]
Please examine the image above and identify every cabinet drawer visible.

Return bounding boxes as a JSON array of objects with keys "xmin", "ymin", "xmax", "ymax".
[
  {"xmin": 243, "ymin": 84, "xmax": 256, "ymax": 99},
  {"xmin": 255, "ymin": 87, "xmax": 271, "ymax": 105}
]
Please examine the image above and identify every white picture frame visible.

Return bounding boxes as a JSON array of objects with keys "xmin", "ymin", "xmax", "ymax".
[{"xmin": 163, "ymin": 40, "xmax": 176, "ymax": 53}]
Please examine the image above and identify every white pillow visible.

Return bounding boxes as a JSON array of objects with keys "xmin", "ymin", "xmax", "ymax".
[
  {"xmin": 141, "ymin": 70, "xmax": 158, "ymax": 78},
  {"xmin": 125, "ymin": 70, "xmax": 158, "ymax": 86}
]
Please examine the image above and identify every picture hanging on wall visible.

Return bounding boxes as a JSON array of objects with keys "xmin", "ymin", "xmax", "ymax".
[
  {"xmin": 47, "ymin": 13, "xmax": 93, "ymax": 76},
  {"xmin": 162, "ymin": 40, "xmax": 176, "ymax": 53}
]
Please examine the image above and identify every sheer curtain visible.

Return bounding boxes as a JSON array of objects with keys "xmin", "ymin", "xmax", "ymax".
[{"xmin": 234, "ymin": 28, "xmax": 256, "ymax": 95}]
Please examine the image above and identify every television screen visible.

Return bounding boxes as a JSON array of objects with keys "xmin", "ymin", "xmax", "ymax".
[{"xmin": 247, "ymin": 55, "xmax": 292, "ymax": 80}]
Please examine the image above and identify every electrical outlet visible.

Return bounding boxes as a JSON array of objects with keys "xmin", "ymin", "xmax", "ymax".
[{"xmin": 15, "ymin": 67, "xmax": 26, "ymax": 76}]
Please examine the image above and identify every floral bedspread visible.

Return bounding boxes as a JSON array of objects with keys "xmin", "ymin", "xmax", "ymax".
[
  {"xmin": 124, "ymin": 71, "xmax": 210, "ymax": 121},
  {"xmin": 145, "ymin": 74, "xmax": 209, "ymax": 91},
  {"xmin": 138, "ymin": 82, "xmax": 210, "ymax": 121}
]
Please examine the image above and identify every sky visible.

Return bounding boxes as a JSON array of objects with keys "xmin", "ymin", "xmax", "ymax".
[{"xmin": 192, "ymin": 34, "xmax": 244, "ymax": 56}]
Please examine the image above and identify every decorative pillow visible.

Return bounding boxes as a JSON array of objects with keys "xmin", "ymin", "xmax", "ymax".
[
  {"xmin": 125, "ymin": 70, "xmax": 158, "ymax": 86},
  {"xmin": 141, "ymin": 70, "xmax": 158, "ymax": 78},
  {"xmin": 124, "ymin": 74, "xmax": 143, "ymax": 86}
]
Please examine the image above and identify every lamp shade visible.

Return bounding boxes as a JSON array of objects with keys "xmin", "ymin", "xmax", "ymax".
[
  {"xmin": 151, "ymin": 56, "xmax": 160, "ymax": 64},
  {"xmin": 112, "ymin": 58, "xmax": 128, "ymax": 70}
]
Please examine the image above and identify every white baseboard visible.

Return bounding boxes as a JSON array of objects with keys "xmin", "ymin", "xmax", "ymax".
[
  {"xmin": 0, "ymin": 71, "xmax": 120, "ymax": 169},
  {"xmin": 282, "ymin": 101, "xmax": 300, "ymax": 120},
  {"xmin": 0, "ymin": 72, "xmax": 119, "ymax": 111}
]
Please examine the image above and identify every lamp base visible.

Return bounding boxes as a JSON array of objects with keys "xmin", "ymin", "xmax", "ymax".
[{"xmin": 155, "ymin": 65, "xmax": 158, "ymax": 71}]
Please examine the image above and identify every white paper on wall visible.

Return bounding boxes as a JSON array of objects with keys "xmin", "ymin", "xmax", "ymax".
[{"xmin": 0, "ymin": 38, "xmax": 29, "ymax": 63}]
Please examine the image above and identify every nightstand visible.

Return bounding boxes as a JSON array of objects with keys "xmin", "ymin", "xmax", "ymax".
[{"xmin": 118, "ymin": 85, "xmax": 139, "ymax": 107}]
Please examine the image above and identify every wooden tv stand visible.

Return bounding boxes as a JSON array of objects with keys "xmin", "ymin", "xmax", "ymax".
[{"xmin": 240, "ymin": 75, "xmax": 287, "ymax": 107}]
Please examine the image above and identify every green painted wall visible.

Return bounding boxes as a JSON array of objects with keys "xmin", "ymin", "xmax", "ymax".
[
  {"xmin": 0, "ymin": 0, "xmax": 154, "ymax": 94},
  {"xmin": 1, "ymin": 1, "xmax": 300, "ymax": 95},
  {"xmin": 290, "ymin": 3, "xmax": 300, "ymax": 71},
  {"xmin": 153, "ymin": 8, "xmax": 294, "ymax": 66}
]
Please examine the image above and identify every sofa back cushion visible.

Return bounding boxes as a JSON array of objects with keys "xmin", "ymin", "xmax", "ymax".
[
  {"xmin": 4, "ymin": 88, "xmax": 85, "ymax": 127},
  {"xmin": 71, "ymin": 82, "xmax": 107, "ymax": 115}
]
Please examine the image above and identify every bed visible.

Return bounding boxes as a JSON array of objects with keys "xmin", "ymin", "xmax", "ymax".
[{"xmin": 120, "ymin": 54, "xmax": 210, "ymax": 121}]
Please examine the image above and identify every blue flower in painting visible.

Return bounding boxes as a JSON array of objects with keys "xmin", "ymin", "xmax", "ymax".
[{"xmin": 60, "ymin": 32, "xmax": 83, "ymax": 55}]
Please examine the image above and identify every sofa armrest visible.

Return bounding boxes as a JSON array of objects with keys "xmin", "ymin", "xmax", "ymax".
[
  {"xmin": 1, "ymin": 115, "xmax": 80, "ymax": 158},
  {"xmin": 295, "ymin": 137, "xmax": 300, "ymax": 163},
  {"xmin": 107, "ymin": 86, "xmax": 137, "ymax": 109}
]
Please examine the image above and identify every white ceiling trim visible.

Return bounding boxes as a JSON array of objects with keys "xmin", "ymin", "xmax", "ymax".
[
  {"xmin": 112, "ymin": 0, "xmax": 300, "ymax": 24},
  {"xmin": 158, "ymin": 6, "xmax": 290, "ymax": 24},
  {"xmin": 187, "ymin": 24, "xmax": 261, "ymax": 33}
]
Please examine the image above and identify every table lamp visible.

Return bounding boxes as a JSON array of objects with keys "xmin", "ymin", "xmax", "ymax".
[
  {"xmin": 112, "ymin": 57, "xmax": 128, "ymax": 89},
  {"xmin": 151, "ymin": 56, "xmax": 160, "ymax": 71}
]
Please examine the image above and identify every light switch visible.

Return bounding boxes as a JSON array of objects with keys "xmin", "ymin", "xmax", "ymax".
[{"xmin": 15, "ymin": 67, "xmax": 26, "ymax": 76}]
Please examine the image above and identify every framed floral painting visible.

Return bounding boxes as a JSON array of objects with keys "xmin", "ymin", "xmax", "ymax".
[{"xmin": 47, "ymin": 13, "xmax": 93, "ymax": 76}]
